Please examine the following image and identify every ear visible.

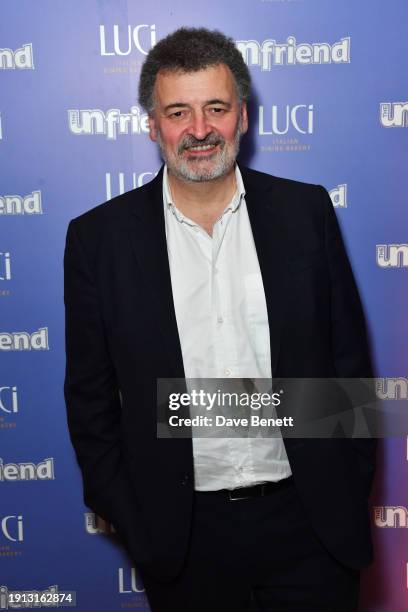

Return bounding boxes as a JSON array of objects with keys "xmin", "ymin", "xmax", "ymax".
[
  {"xmin": 240, "ymin": 101, "xmax": 248, "ymax": 135},
  {"xmin": 148, "ymin": 113, "xmax": 158, "ymax": 142}
]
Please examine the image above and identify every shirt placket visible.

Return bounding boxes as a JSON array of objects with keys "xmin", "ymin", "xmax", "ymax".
[
  {"xmin": 212, "ymin": 210, "xmax": 235, "ymax": 379},
  {"xmin": 212, "ymin": 212, "xmax": 253, "ymax": 487}
]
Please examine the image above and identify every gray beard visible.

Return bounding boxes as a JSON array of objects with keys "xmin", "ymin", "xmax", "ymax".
[{"xmin": 157, "ymin": 123, "xmax": 242, "ymax": 183}]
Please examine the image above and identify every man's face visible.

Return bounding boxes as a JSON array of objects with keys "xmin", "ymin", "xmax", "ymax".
[{"xmin": 148, "ymin": 63, "xmax": 248, "ymax": 182}]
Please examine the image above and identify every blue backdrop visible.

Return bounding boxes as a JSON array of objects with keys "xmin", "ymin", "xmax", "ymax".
[{"xmin": 1, "ymin": 1, "xmax": 407, "ymax": 610}]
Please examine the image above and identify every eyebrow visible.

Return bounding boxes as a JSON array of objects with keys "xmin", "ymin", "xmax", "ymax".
[
  {"xmin": 206, "ymin": 99, "xmax": 232, "ymax": 108},
  {"xmin": 163, "ymin": 99, "xmax": 232, "ymax": 112}
]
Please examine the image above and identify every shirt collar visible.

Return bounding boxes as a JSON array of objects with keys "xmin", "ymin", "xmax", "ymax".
[{"xmin": 162, "ymin": 164, "xmax": 246, "ymax": 223}]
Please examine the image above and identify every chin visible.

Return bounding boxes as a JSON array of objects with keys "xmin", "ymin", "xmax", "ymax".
[{"xmin": 184, "ymin": 168, "xmax": 231, "ymax": 182}]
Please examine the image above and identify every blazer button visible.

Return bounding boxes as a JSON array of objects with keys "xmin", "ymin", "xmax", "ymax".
[{"xmin": 181, "ymin": 474, "xmax": 190, "ymax": 486}]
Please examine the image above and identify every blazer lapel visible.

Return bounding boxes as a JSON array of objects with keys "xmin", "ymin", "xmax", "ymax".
[
  {"xmin": 241, "ymin": 167, "xmax": 288, "ymax": 376},
  {"xmin": 127, "ymin": 168, "xmax": 185, "ymax": 378}
]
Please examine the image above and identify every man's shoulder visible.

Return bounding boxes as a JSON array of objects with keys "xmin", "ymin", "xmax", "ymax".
[
  {"xmin": 240, "ymin": 166, "xmax": 328, "ymax": 219},
  {"xmin": 68, "ymin": 170, "xmax": 162, "ymax": 233},
  {"xmin": 240, "ymin": 165, "xmax": 322, "ymax": 196}
]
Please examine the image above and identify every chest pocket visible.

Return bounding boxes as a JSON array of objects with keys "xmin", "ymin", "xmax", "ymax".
[{"xmin": 244, "ymin": 273, "xmax": 270, "ymax": 367}]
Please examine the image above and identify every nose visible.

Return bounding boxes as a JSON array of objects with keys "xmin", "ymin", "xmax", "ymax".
[{"xmin": 189, "ymin": 110, "xmax": 212, "ymax": 141}]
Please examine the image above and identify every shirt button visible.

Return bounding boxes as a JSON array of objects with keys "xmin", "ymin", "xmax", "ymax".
[
  {"xmin": 217, "ymin": 316, "xmax": 224, "ymax": 324},
  {"xmin": 225, "ymin": 368, "xmax": 232, "ymax": 377}
]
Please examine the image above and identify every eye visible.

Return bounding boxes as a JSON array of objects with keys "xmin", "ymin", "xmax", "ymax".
[
  {"xmin": 168, "ymin": 110, "xmax": 186, "ymax": 119},
  {"xmin": 208, "ymin": 107, "xmax": 226, "ymax": 114}
]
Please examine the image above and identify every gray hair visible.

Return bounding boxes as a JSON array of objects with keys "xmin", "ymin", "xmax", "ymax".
[{"xmin": 138, "ymin": 27, "xmax": 251, "ymax": 113}]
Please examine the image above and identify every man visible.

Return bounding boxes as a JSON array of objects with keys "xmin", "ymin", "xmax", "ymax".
[{"xmin": 64, "ymin": 28, "xmax": 376, "ymax": 611}]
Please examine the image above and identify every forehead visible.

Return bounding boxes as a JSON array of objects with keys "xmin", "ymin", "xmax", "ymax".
[{"xmin": 153, "ymin": 63, "xmax": 238, "ymax": 107}]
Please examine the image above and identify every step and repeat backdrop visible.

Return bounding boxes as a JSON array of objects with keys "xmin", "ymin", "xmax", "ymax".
[{"xmin": 1, "ymin": 1, "xmax": 407, "ymax": 610}]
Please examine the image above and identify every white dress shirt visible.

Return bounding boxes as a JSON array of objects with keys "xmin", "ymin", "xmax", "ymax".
[{"xmin": 163, "ymin": 164, "xmax": 292, "ymax": 491}]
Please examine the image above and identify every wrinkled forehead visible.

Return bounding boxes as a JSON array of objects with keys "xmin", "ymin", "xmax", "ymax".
[{"xmin": 152, "ymin": 63, "xmax": 239, "ymax": 108}]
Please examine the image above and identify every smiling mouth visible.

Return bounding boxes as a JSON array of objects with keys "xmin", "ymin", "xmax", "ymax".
[
  {"xmin": 186, "ymin": 144, "xmax": 216, "ymax": 152},
  {"xmin": 180, "ymin": 133, "xmax": 223, "ymax": 155},
  {"xmin": 183, "ymin": 143, "xmax": 220, "ymax": 159}
]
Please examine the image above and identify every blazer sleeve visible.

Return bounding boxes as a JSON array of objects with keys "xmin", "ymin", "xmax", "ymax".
[
  {"xmin": 64, "ymin": 220, "xmax": 147, "ymax": 561},
  {"xmin": 320, "ymin": 186, "xmax": 377, "ymax": 490}
]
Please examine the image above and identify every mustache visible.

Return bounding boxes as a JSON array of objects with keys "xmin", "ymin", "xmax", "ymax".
[{"xmin": 178, "ymin": 132, "xmax": 224, "ymax": 154}]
